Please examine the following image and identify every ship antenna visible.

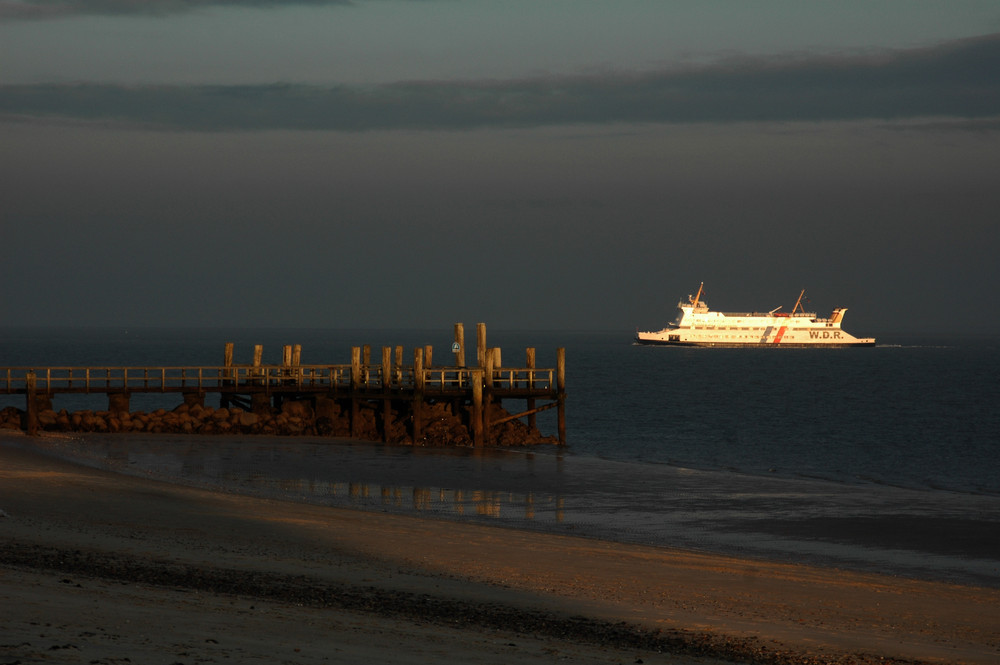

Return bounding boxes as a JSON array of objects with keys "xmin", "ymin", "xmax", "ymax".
[
  {"xmin": 792, "ymin": 289, "xmax": 806, "ymax": 315},
  {"xmin": 690, "ymin": 282, "xmax": 704, "ymax": 308}
]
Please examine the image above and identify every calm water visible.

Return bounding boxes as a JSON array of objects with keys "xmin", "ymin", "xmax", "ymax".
[{"xmin": 2, "ymin": 327, "xmax": 999, "ymax": 586}]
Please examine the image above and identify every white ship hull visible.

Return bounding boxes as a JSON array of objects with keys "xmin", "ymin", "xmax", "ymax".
[{"xmin": 636, "ymin": 285, "xmax": 875, "ymax": 348}]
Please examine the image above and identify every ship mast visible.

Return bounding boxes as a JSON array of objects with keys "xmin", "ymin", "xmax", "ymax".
[
  {"xmin": 791, "ymin": 289, "xmax": 806, "ymax": 315},
  {"xmin": 690, "ymin": 282, "xmax": 704, "ymax": 308}
]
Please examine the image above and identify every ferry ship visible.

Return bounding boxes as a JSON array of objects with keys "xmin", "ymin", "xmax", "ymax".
[{"xmin": 635, "ymin": 284, "xmax": 875, "ymax": 347}]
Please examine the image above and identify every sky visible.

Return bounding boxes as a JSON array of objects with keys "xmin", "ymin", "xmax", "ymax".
[{"xmin": 2, "ymin": 1, "xmax": 999, "ymax": 337}]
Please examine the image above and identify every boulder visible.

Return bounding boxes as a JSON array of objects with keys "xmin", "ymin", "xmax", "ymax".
[{"xmin": 281, "ymin": 399, "xmax": 314, "ymax": 420}]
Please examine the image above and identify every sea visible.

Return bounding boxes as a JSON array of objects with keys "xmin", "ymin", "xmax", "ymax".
[{"xmin": 2, "ymin": 327, "xmax": 999, "ymax": 588}]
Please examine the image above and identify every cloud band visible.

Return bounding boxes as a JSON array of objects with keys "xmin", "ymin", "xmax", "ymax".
[{"xmin": 2, "ymin": 34, "xmax": 998, "ymax": 131}]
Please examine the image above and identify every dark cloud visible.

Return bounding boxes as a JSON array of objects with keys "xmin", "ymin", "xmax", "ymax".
[
  {"xmin": 2, "ymin": 33, "xmax": 999, "ymax": 130},
  {"xmin": 880, "ymin": 117, "xmax": 1000, "ymax": 134},
  {"xmin": 0, "ymin": 0, "xmax": 352, "ymax": 21}
]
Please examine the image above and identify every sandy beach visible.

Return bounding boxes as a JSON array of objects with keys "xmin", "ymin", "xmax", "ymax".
[{"xmin": 2, "ymin": 439, "xmax": 998, "ymax": 665}]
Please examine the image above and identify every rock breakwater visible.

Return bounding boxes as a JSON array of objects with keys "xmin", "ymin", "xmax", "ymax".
[{"xmin": 0, "ymin": 399, "xmax": 556, "ymax": 447}]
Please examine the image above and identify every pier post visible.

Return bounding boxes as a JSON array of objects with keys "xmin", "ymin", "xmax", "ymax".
[
  {"xmin": 381, "ymin": 346, "xmax": 392, "ymax": 442},
  {"xmin": 251, "ymin": 392, "xmax": 269, "ymax": 416},
  {"xmin": 350, "ymin": 346, "xmax": 361, "ymax": 438},
  {"xmin": 292, "ymin": 344, "xmax": 302, "ymax": 384},
  {"xmin": 453, "ymin": 323, "xmax": 465, "ymax": 367},
  {"xmin": 25, "ymin": 370, "xmax": 38, "ymax": 436},
  {"xmin": 108, "ymin": 392, "xmax": 130, "ymax": 414},
  {"xmin": 451, "ymin": 325, "xmax": 463, "ymax": 418},
  {"xmin": 183, "ymin": 392, "xmax": 205, "ymax": 411},
  {"xmin": 252, "ymin": 345, "xmax": 263, "ymax": 385},
  {"xmin": 526, "ymin": 347, "xmax": 536, "ymax": 430},
  {"xmin": 476, "ymin": 323, "xmax": 487, "ymax": 368},
  {"xmin": 471, "ymin": 369, "xmax": 483, "ymax": 447},
  {"xmin": 557, "ymin": 347, "xmax": 566, "ymax": 445},
  {"xmin": 222, "ymin": 343, "xmax": 234, "ymax": 408},
  {"xmin": 483, "ymin": 348, "xmax": 494, "ymax": 442},
  {"xmin": 413, "ymin": 347, "xmax": 424, "ymax": 443},
  {"xmin": 424, "ymin": 345, "xmax": 433, "ymax": 369},
  {"xmin": 281, "ymin": 345, "xmax": 292, "ymax": 386},
  {"xmin": 491, "ymin": 347, "xmax": 502, "ymax": 407},
  {"xmin": 250, "ymin": 344, "xmax": 266, "ymax": 412}
]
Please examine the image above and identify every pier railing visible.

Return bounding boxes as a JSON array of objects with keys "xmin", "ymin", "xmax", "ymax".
[
  {"xmin": 0, "ymin": 365, "xmax": 556, "ymax": 395},
  {"xmin": 0, "ymin": 323, "xmax": 566, "ymax": 446}
]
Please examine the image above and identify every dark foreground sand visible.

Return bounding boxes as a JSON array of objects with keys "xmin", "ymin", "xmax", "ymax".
[{"xmin": 2, "ymin": 440, "xmax": 998, "ymax": 665}]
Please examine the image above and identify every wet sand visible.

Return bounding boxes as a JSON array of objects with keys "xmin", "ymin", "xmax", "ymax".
[{"xmin": 2, "ymin": 441, "xmax": 999, "ymax": 665}]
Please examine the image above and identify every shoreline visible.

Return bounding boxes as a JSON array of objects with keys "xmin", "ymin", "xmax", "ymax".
[
  {"xmin": 9, "ymin": 430, "xmax": 1000, "ymax": 590},
  {"xmin": 3, "ymin": 442, "xmax": 999, "ymax": 664}
]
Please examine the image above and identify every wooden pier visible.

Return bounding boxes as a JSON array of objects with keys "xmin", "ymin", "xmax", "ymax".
[{"xmin": 0, "ymin": 324, "xmax": 566, "ymax": 446}]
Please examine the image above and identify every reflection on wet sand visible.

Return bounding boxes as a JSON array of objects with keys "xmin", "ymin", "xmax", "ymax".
[
  {"xmin": 67, "ymin": 436, "xmax": 570, "ymax": 526},
  {"xmin": 239, "ymin": 473, "xmax": 564, "ymax": 523},
  {"xmin": 11, "ymin": 432, "xmax": 1000, "ymax": 588}
]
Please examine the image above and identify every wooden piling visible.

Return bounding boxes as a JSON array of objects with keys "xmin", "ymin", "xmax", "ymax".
[
  {"xmin": 292, "ymin": 344, "xmax": 302, "ymax": 384},
  {"xmin": 350, "ymin": 346, "xmax": 361, "ymax": 438},
  {"xmin": 453, "ymin": 323, "xmax": 465, "ymax": 367},
  {"xmin": 476, "ymin": 323, "xmax": 487, "ymax": 368},
  {"xmin": 281, "ymin": 345, "xmax": 293, "ymax": 386},
  {"xmin": 471, "ymin": 369, "xmax": 483, "ymax": 447},
  {"xmin": 253, "ymin": 345, "xmax": 263, "ymax": 385},
  {"xmin": 451, "ymin": 323, "xmax": 465, "ymax": 414},
  {"xmin": 557, "ymin": 347, "xmax": 566, "ymax": 445},
  {"xmin": 381, "ymin": 346, "xmax": 392, "ymax": 443},
  {"xmin": 413, "ymin": 347, "xmax": 424, "ymax": 443},
  {"xmin": 222, "ymin": 342, "xmax": 234, "ymax": 408},
  {"xmin": 362, "ymin": 344, "xmax": 371, "ymax": 385},
  {"xmin": 25, "ymin": 370, "xmax": 38, "ymax": 436},
  {"xmin": 251, "ymin": 392, "xmax": 269, "ymax": 415},
  {"xmin": 484, "ymin": 348, "xmax": 495, "ymax": 442},
  {"xmin": 183, "ymin": 392, "xmax": 205, "ymax": 409},
  {"xmin": 485, "ymin": 348, "xmax": 495, "ymax": 389},
  {"xmin": 526, "ymin": 347, "xmax": 536, "ymax": 430},
  {"xmin": 108, "ymin": 392, "xmax": 130, "ymax": 414}
]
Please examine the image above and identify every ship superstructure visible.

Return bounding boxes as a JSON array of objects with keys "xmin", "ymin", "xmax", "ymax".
[{"xmin": 635, "ymin": 284, "xmax": 875, "ymax": 347}]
